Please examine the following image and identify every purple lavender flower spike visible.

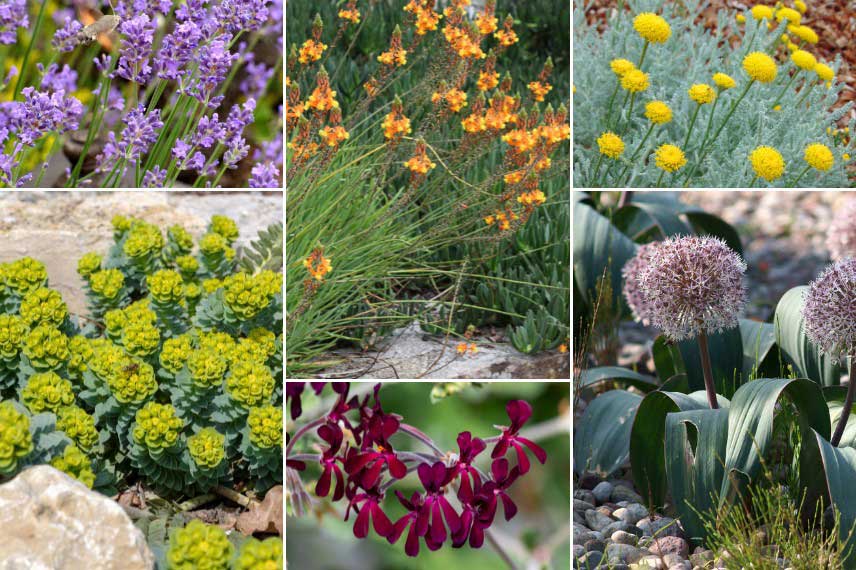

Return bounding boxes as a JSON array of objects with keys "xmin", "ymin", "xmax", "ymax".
[
  {"xmin": 188, "ymin": 38, "xmax": 236, "ymax": 107},
  {"xmin": 96, "ymin": 105, "xmax": 163, "ymax": 172},
  {"xmin": 249, "ymin": 162, "xmax": 279, "ymax": 188},
  {"xmin": 16, "ymin": 87, "xmax": 84, "ymax": 146},
  {"xmin": 142, "ymin": 165, "xmax": 167, "ymax": 188},
  {"xmin": 240, "ymin": 60, "xmax": 275, "ymax": 99},
  {"xmin": 637, "ymin": 235, "xmax": 747, "ymax": 342},
  {"xmin": 116, "ymin": 14, "xmax": 155, "ymax": 84},
  {"xmin": 622, "ymin": 242, "xmax": 660, "ymax": 326},
  {"xmin": 826, "ymin": 196, "xmax": 856, "ymax": 262},
  {"xmin": 157, "ymin": 22, "xmax": 202, "ymax": 81},
  {"xmin": 52, "ymin": 18, "xmax": 84, "ymax": 52},
  {"xmin": 39, "ymin": 63, "xmax": 78, "ymax": 94},
  {"xmin": 214, "ymin": 0, "xmax": 270, "ymax": 34},
  {"xmin": 0, "ymin": 0, "xmax": 28, "ymax": 44}
]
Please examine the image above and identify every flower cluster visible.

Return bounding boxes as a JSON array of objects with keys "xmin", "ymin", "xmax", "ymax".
[
  {"xmin": 286, "ymin": 384, "xmax": 547, "ymax": 557},
  {"xmin": 24, "ymin": 325, "xmax": 70, "ymax": 371},
  {"xmin": 0, "ymin": 401, "xmax": 32, "ymax": 475},
  {"xmin": 227, "ymin": 361, "xmax": 275, "ymax": 409},
  {"xmin": 56, "ymin": 406, "xmax": 99, "ymax": 452},
  {"xmin": 167, "ymin": 520, "xmax": 234, "ymax": 570},
  {"xmin": 50, "ymin": 444, "xmax": 96, "ymax": 488},
  {"xmin": 187, "ymin": 427, "xmax": 226, "ymax": 469},
  {"xmin": 19, "ymin": 288, "xmax": 68, "ymax": 328},
  {"xmin": 21, "ymin": 372, "xmax": 75, "ymax": 414},
  {"xmin": 132, "ymin": 402, "xmax": 184, "ymax": 450},
  {"xmin": 247, "ymin": 405, "xmax": 283, "ymax": 448},
  {"xmin": 233, "ymin": 537, "xmax": 283, "ymax": 570},
  {"xmin": 222, "ymin": 271, "xmax": 280, "ymax": 320},
  {"xmin": 802, "ymin": 258, "xmax": 856, "ymax": 358}
]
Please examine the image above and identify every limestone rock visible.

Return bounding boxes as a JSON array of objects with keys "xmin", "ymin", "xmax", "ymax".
[{"xmin": 0, "ymin": 466, "xmax": 154, "ymax": 570}]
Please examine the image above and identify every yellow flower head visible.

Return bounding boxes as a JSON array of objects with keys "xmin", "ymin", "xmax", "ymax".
[
  {"xmin": 788, "ymin": 24, "xmax": 818, "ymax": 44},
  {"xmin": 597, "ymin": 132, "xmax": 624, "ymax": 159},
  {"xmin": 743, "ymin": 52, "xmax": 778, "ymax": 83},
  {"xmin": 234, "ymin": 538, "xmax": 283, "ymax": 570},
  {"xmin": 644, "ymin": 100, "xmax": 672, "ymax": 124},
  {"xmin": 791, "ymin": 49, "xmax": 817, "ymax": 70},
  {"xmin": 620, "ymin": 69, "xmax": 649, "ymax": 93},
  {"xmin": 775, "ymin": 6, "xmax": 801, "ymax": 24},
  {"xmin": 749, "ymin": 146, "xmax": 786, "ymax": 181},
  {"xmin": 750, "ymin": 5, "xmax": 774, "ymax": 20},
  {"xmin": 247, "ymin": 405, "xmax": 283, "ymax": 449},
  {"xmin": 168, "ymin": 520, "xmax": 234, "ymax": 570},
  {"xmin": 712, "ymin": 72, "xmax": 736, "ymax": 90},
  {"xmin": 804, "ymin": 143, "xmax": 834, "ymax": 171},
  {"xmin": 736, "ymin": 13, "xmax": 746, "ymax": 23},
  {"xmin": 794, "ymin": 0, "xmax": 807, "ymax": 13},
  {"xmin": 815, "ymin": 62, "xmax": 834, "ymax": 82},
  {"xmin": 633, "ymin": 12, "xmax": 671, "ymax": 43},
  {"xmin": 654, "ymin": 144, "xmax": 687, "ymax": 173},
  {"xmin": 688, "ymin": 83, "xmax": 716, "ymax": 104},
  {"xmin": 610, "ymin": 58, "xmax": 636, "ymax": 76}
]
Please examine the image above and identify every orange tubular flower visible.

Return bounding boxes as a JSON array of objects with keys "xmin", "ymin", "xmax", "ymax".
[
  {"xmin": 298, "ymin": 39, "xmax": 327, "ymax": 64},
  {"xmin": 404, "ymin": 142, "xmax": 436, "ymax": 175},
  {"xmin": 432, "ymin": 87, "xmax": 468, "ymax": 113},
  {"xmin": 504, "ymin": 170, "xmax": 525, "ymax": 184},
  {"xmin": 477, "ymin": 70, "xmax": 499, "ymax": 92},
  {"xmin": 502, "ymin": 129, "xmax": 538, "ymax": 153},
  {"xmin": 517, "ymin": 189, "xmax": 546, "ymax": 207},
  {"xmin": 338, "ymin": 1, "xmax": 360, "ymax": 24},
  {"xmin": 406, "ymin": 0, "xmax": 442, "ymax": 35},
  {"xmin": 456, "ymin": 342, "xmax": 467, "ymax": 355},
  {"xmin": 462, "ymin": 113, "xmax": 486, "ymax": 133},
  {"xmin": 319, "ymin": 125, "xmax": 349, "ymax": 147},
  {"xmin": 303, "ymin": 248, "xmax": 332, "ymax": 281},
  {"xmin": 306, "ymin": 70, "xmax": 339, "ymax": 112},
  {"xmin": 378, "ymin": 26, "xmax": 407, "ymax": 67},
  {"xmin": 528, "ymin": 81, "xmax": 552, "ymax": 102},
  {"xmin": 475, "ymin": 0, "xmax": 498, "ymax": 34},
  {"xmin": 382, "ymin": 99, "xmax": 412, "ymax": 140},
  {"xmin": 495, "ymin": 15, "xmax": 518, "ymax": 47}
]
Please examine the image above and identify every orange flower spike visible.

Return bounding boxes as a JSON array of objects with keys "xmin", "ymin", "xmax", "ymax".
[
  {"xmin": 381, "ymin": 97, "xmax": 412, "ymax": 140},
  {"xmin": 495, "ymin": 15, "xmax": 518, "ymax": 47},
  {"xmin": 319, "ymin": 125, "xmax": 349, "ymax": 148},
  {"xmin": 504, "ymin": 170, "xmax": 525, "ymax": 184},
  {"xmin": 499, "ymin": 71, "xmax": 513, "ymax": 92},
  {"xmin": 378, "ymin": 26, "xmax": 408, "ymax": 67},
  {"xmin": 477, "ymin": 54, "xmax": 498, "ymax": 91},
  {"xmin": 538, "ymin": 56, "xmax": 554, "ymax": 83},
  {"xmin": 311, "ymin": 13, "xmax": 324, "ymax": 40},
  {"xmin": 303, "ymin": 248, "xmax": 332, "ymax": 281},
  {"xmin": 285, "ymin": 82, "xmax": 303, "ymax": 129},
  {"xmin": 528, "ymin": 81, "xmax": 552, "ymax": 102},
  {"xmin": 298, "ymin": 39, "xmax": 327, "ymax": 64},
  {"xmin": 404, "ymin": 141, "xmax": 436, "ymax": 174},
  {"xmin": 467, "ymin": 343, "xmax": 478, "ymax": 354},
  {"xmin": 338, "ymin": 1, "xmax": 360, "ymax": 24},
  {"xmin": 456, "ymin": 342, "xmax": 468, "ymax": 355},
  {"xmin": 306, "ymin": 68, "xmax": 339, "ymax": 112},
  {"xmin": 475, "ymin": 0, "xmax": 498, "ymax": 35},
  {"xmin": 484, "ymin": 215, "xmax": 495, "ymax": 226},
  {"xmin": 445, "ymin": 88, "xmax": 468, "ymax": 112}
]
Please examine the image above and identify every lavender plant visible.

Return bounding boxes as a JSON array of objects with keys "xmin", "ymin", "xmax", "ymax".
[
  {"xmin": 0, "ymin": 215, "xmax": 283, "ymax": 497},
  {"xmin": 0, "ymin": 0, "xmax": 282, "ymax": 188}
]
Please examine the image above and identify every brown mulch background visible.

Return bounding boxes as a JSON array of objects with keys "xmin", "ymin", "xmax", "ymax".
[{"xmin": 578, "ymin": 0, "xmax": 856, "ymax": 127}]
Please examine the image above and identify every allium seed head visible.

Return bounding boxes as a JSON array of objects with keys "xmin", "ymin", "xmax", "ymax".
[
  {"xmin": 622, "ymin": 242, "xmax": 660, "ymax": 326},
  {"xmin": 826, "ymin": 195, "xmax": 856, "ymax": 261},
  {"xmin": 637, "ymin": 236, "xmax": 747, "ymax": 341},
  {"xmin": 802, "ymin": 258, "xmax": 856, "ymax": 358}
]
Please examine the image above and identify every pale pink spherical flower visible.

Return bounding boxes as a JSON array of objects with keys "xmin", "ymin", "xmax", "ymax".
[
  {"xmin": 622, "ymin": 242, "xmax": 660, "ymax": 326},
  {"xmin": 637, "ymin": 235, "xmax": 747, "ymax": 341},
  {"xmin": 826, "ymin": 195, "xmax": 856, "ymax": 261},
  {"xmin": 802, "ymin": 258, "xmax": 856, "ymax": 358}
]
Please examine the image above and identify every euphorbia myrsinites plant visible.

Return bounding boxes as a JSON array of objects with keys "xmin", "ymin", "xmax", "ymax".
[
  {"xmin": 285, "ymin": 383, "xmax": 547, "ymax": 559},
  {"xmin": 623, "ymin": 235, "xmax": 748, "ymax": 409}
]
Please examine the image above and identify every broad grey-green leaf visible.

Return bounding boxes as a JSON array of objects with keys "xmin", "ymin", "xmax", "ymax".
[
  {"xmin": 652, "ymin": 329, "xmax": 744, "ymax": 398},
  {"xmin": 739, "ymin": 319, "xmax": 778, "ymax": 378},
  {"xmin": 630, "ymin": 390, "xmax": 729, "ymax": 507},
  {"xmin": 574, "ymin": 390, "xmax": 642, "ymax": 478},
  {"xmin": 665, "ymin": 408, "xmax": 729, "ymax": 541},
  {"xmin": 579, "ymin": 366, "xmax": 659, "ymax": 392},
  {"xmin": 720, "ymin": 378, "xmax": 831, "ymax": 505},
  {"xmin": 774, "ymin": 287, "xmax": 842, "ymax": 387}
]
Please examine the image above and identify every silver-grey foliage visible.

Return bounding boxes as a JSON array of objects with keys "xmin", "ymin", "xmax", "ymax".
[{"xmin": 573, "ymin": 0, "xmax": 854, "ymax": 187}]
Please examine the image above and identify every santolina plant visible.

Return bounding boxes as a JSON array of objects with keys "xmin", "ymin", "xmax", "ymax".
[
  {"xmin": 0, "ymin": 215, "xmax": 283, "ymax": 496},
  {"xmin": 0, "ymin": 0, "xmax": 282, "ymax": 188},
  {"xmin": 573, "ymin": 0, "xmax": 854, "ymax": 187},
  {"xmin": 286, "ymin": 383, "xmax": 547, "ymax": 560}
]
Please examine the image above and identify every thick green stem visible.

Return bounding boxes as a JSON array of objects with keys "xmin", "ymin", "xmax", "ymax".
[
  {"xmin": 831, "ymin": 357, "xmax": 856, "ymax": 447},
  {"xmin": 697, "ymin": 330, "xmax": 719, "ymax": 409}
]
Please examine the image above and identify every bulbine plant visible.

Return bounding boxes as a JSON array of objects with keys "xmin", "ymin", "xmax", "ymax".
[
  {"xmin": 575, "ymin": 195, "xmax": 856, "ymax": 564},
  {"xmin": 285, "ymin": 0, "xmax": 570, "ymax": 376},
  {"xmin": 573, "ymin": 0, "xmax": 854, "ymax": 187},
  {"xmin": 0, "ymin": 0, "xmax": 282, "ymax": 188},
  {"xmin": 285, "ymin": 383, "xmax": 547, "ymax": 562},
  {"xmin": 0, "ymin": 215, "xmax": 283, "ymax": 496}
]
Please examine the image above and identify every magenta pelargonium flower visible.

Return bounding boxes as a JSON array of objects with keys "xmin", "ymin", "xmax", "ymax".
[
  {"xmin": 285, "ymin": 383, "xmax": 549, "ymax": 558},
  {"xmin": 637, "ymin": 235, "xmax": 747, "ymax": 341},
  {"xmin": 802, "ymin": 258, "xmax": 856, "ymax": 358},
  {"xmin": 826, "ymin": 196, "xmax": 856, "ymax": 262}
]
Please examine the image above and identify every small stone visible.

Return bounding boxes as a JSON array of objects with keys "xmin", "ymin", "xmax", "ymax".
[
  {"xmin": 574, "ymin": 498, "xmax": 595, "ymax": 512},
  {"xmin": 581, "ymin": 550, "xmax": 603, "ymax": 567},
  {"xmin": 637, "ymin": 556, "xmax": 666, "ymax": 569},
  {"xmin": 573, "ymin": 544, "xmax": 585, "ymax": 559},
  {"xmin": 605, "ymin": 543, "xmax": 645, "ymax": 564},
  {"xmin": 663, "ymin": 553, "xmax": 685, "ymax": 567},
  {"xmin": 573, "ymin": 510, "xmax": 587, "ymax": 525},
  {"xmin": 574, "ymin": 522, "xmax": 597, "ymax": 545},
  {"xmin": 597, "ymin": 505, "xmax": 615, "ymax": 518},
  {"xmin": 575, "ymin": 489, "xmax": 597, "ymax": 506},
  {"xmin": 614, "ymin": 503, "xmax": 649, "ymax": 525},
  {"xmin": 593, "ymin": 481, "xmax": 614, "ymax": 504},
  {"xmin": 586, "ymin": 509, "xmax": 615, "ymax": 532},
  {"xmin": 689, "ymin": 550, "xmax": 714, "ymax": 566},
  {"xmin": 603, "ymin": 520, "xmax": 642, "ymax": 538},
  {"xmin": 650, "ymin": 536, "xmax": 689, "ymax": 558},
  {"xmin": 612, "ymin": 484, "xmax": 644, "ymax": 503},
  {"xmin": 611, "ymin": 530, "xmax": 639, "ymax": 546},
  {"xmin": 584, "ymin": 538, "xmax": 605, "ymax": 553},
  {"xmin": 637, "ymin": 516, "xmax": 684, "ymax": 538}
]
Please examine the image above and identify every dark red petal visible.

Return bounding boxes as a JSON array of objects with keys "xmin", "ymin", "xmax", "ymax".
[
  {"xmin": 354, "ymin": 505, "xmax": 370, "ymax": 538},
  {"xmin": 500, "ymin": 492, "xmax": 518, "ymax": 521},
  {"xmin": 344, "ymin": 452, "xmax": 374, "ymax": 474},
  {"xmin": 458, "ymin": 474, "xmax": 473, "ymax": 502},
  {"xmin": 417, "ymin": 462, "xmax": 433, "ymax": 488},
  {"xmin": 519, "ymin": 437, "xmax": 547, "ymax": 464},
  {"xmin": 469, "ymin": 523, "xmax": 485, "ymax": 548},
  {"xmin": 457, "ymin": 431, "xmax": 472, "ymax": 449},
  {"xmin": 416, "ymin": 503, "xmax": 430, "ymax": 536},
  {"xmin": 315, "ymin": 466, "xmax": 332, "ymax": 497},
  {"xmin": 430, "ymin": 461, "xmax": 447, "ymax": 485},
  {"xmin": 382, "ymin": 416, "xmax": 401, "ymax": 439},
  {"xmin": 491, "ymin": 457, "xmax": 509, "ymax": 481},
  {"xmin": 506, "ymin": 400, "xmax": 532, "ymax": 429},
  {"xmin": 405, "ymin": 523, "xmax": 421, "ymax": 557},
  {"xmin": 471, "ymin": 437, "xmax": 487, "ymax": 456},
  {"xmin": 332, "ymin": 465, "xmax": 345, "ymax": 501},
  {"xmin": 512, "ymin": 441, "xmax": 531, "ymax": 475},
  {"xmin": 452, "ymin": 510, "xmax": 473, "ymax": 547},
  {"xmin": 430, "ymin": 500, "xmax": 447, "ymax": 545},
  {"xmin": 387, "ymin": 454, "xmax": 408, "ymax": 479},
  {"xmin": 372, "ymin": 502, "xmax": 393, "ymax": 537},
  {"xmin": 491, "ymin": 438, "xmax": 509, "ymax": 459},
  {"xmin": 388, "ymin": 516, "xmax": 410, "ymax": 544},
  {"xmin": 440, "ymin": 497, "xmax": 461, "ymax": 533},
  {"xmin": 361, "ymin": 458, "xmax": 384, "ymax": 488},
  {"xmin": 289, "ymin": 397, "xmax": 302, "ymax": 420},
  {"xmin": 310, "ymin": 382, "xmax": 327, "ymax": 394}
]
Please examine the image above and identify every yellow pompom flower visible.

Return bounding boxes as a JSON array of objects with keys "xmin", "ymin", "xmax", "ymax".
[
  {"xmin": 187, "ymin": 428, "xmax": 226, "ymax": 469},
  {"xmin": 50, "ymin": 444, "xmax": 95, "ymax": 488},
  {"xmin": 167, "ymin": 520, "xmax": 234, "ymax": 570},
  {"xmin": 736, "ymin": 13, "xmax": 746, "ymax": 23},
  {"xmin": 644, "ymin": 100, "xmax": 673, "ymax": 124},
  {"xmin": 248, "ymin": 405, "xmax": 283, "ymax": 449},
  {"xmin": 620, "ymin": 69, "xmax": 649, "ymax": 93},
  {"xmin": 775, "ymin": 7, "xmax": 801, "ymax": 24},
  {"xmin": 654, "ymin": 144, "xmax": 687, "ymax": 173},
  {"xmin": 688, "ymin": 83, "xmax": 717, "ymax": 104},
  {"xmin": 597, "ymin": 132, "xmax": 624, "ymax": 159},
  {"xmin": 749, "ymin": 146, "xmax": 786, "ymax": 181},
  {"xmin": 750, "ymin": 5, "xmax": 774, "ymax": 20},
  {"xmin": 21, "ymin": 372, "xmax": 75, "ymax": 414},
  {"xmin": 0, "ymin": 401, "xmax": 32, "ymax": 476},
  {"xmin": 794, "ymin": 0, "xmax": 807, "ymax": 13},
  {"xmin": 234, "ymin": 538, "xmax": 283, "ymax": 570},
  {"xmin": 610, "ymin": 58, "xmax": 636, "ymax": 76},
  {"xmin": 804, "ymin": 143, "xmax": 834, "ymax": 171},
  {"xmin": 791, "ymin": 49, "xmax": 817, "ymax": 71},
  {"xmin": 712, "ymin": 72, "xmax": 736, "ymax": 90},
  {"xmin": 633, "ymin": 12, "xmax": 671, "ymax": 43},
  {"xmin": 133, "ymin": 402, "xmax": 183, "ymax": 450},
  {"xmin": 815, "ymin": 63, "xmax": 834, "ymax": 82},
  {"xmin": 56, "ymin": 406, "xmax": 98, "ymax": 452},
  {"xmin": 743, "ymin": 52, "xmax": 778, "ymax": 83},
  {"xmin": 788, "ymin": 24, "xmax": 818, "ymax": 44}
]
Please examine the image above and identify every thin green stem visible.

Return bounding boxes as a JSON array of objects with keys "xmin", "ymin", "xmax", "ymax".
[
  {"xmin": 683, "ymin": 104, "xmax": 701, "ymax": 150},
  {"xmin": 13, "ymin": 0, "xmax": 49, "ymax": 99},
  {"xmin": 789, "ymin": 164, "xmax": 811, "ymax": 187},
  {"xmin": 771, "ymin": 69, "xmax": 799, "ymax": 107}
]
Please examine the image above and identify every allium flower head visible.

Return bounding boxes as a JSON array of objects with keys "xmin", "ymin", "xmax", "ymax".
[
  {"xmin": 637, "ymin": 235, "xmax": 747, "ymax": 341},
  {"xmin": 622, "ymin": 242, "xmax": 660, "ymax": 325},
  {"xmin": 826, "ymin": 195, "xmax": 856, "ymax": 261},
  {"xmin": 802, "ymin": 258, "xmax": 856, "ymax": 357},
  {"xmin": 633, "ymin": 12, "xmax": 671, "ymax": 43},
  {"xmin": 743, "ymin": 52, "xmax": 778, "ymax": 83}
]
